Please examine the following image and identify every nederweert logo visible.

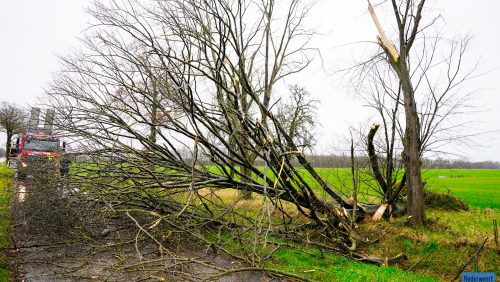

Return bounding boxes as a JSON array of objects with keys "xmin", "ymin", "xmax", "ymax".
[{"xmin": 462, "ymin": 272, "xmax": 495, "ymax": 282}]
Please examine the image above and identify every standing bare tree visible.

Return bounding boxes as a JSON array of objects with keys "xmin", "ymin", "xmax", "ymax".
[
  {"xmin": 352, "ymin": 1, "xmax": 479, "ymax": 225},
  {"xmin": 358, "ymin": 35, "xmax": 476, "ymax": 211},
  {"xmin": 365, "ymin": 0, "xmax": 428, "ymax": 225},
  {"xmin": 0, "ymin": 102, "xmax": 27, "ymax": 160},
  {"xmin": 276, "ymin": 84, "xmax": 318, "ymax": 152}
]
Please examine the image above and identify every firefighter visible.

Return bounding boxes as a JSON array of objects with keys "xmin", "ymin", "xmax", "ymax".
[{"xmin": 60, "ymin": 153, "xmax": 71, "ymax": 177}]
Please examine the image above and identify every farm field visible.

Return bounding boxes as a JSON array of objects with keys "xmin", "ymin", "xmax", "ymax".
[
  {"xmin": 298, "ymin": 168, "xmax": 500, "ymax": 210},
  {"xmin": 422, "ymin": 169, "xmax": 500, "ymax": 209},
  {"xmin": 209, "ymin": 166, "xmax": 500, "ymax": 209},
  {"xmin": 72, "ymin": 160, "xmax": 500, "ymax": 210}
]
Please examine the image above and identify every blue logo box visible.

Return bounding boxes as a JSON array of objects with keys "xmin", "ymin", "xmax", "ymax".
[{"xmin": 462, "ymin": 272, "xmax": 495, "ymax": 282}]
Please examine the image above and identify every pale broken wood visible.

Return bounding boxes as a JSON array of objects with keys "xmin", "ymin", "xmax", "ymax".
[
  {"xmin": 357, "ymin": 253, "xmax": 407, "ymax": 266},
  {"xmin": 367, "ymin": 1, "xmax": 400, "ymax": 62},
  {"xmin": 372, "ymin": 203, "xmax": 388, "ymax": 221}
]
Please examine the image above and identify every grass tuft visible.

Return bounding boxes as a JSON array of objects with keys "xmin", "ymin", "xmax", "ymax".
[{"xmin": 0, "ymin": 163, "xmax": 13, "ymax": 281}]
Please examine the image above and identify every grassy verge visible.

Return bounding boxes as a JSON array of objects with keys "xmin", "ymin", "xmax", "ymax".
[
  {"xmin": 266, "ymin": 246, "xmax": 437, "ymax": 281},
  {"xmin": 358, "ymin": 208, "xmax": 499, "ymax": 280},
  {"xmin": 202, "ymin": 227, "xmax": 437, "ymax": 281},
  {"xmin": 198, "ymin": 187, "xmax": 497, "ymax": 281},
  {"xmin": 231, "ymin": 208, "xmax": 498, "ymax": 281},
  {"xmin": 0, "ymin": 164, "xmax": 13, "ymax": 281}
]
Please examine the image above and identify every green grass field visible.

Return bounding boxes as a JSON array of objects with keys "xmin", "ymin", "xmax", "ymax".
[
  {"xmin": 287, "ymin": 168, "xmax": 499, "ymax": 279},
  {"xmin": 262, "ymin": 165, "xmax": 500, "ymax": 280},
  {"xmin": 293, "ymin": 168, "xmax": 499, "ymax": 209},
  {"xmin": 422, "ymin": 169, "xmax": 500, "ymax": 209},
  {"xmin": 82, "ymin": 163, "xmax": 500, "ymax": 209}
]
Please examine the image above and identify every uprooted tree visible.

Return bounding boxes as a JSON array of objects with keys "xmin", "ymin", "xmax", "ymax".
[{"xmin": 44, "ymin": 0, "xmax": 382, "ymax": 265}]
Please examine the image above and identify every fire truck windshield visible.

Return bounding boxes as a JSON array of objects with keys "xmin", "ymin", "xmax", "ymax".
[{"xmin": 24, "ymin": 138, "xmax": 60, "ymax": 152}]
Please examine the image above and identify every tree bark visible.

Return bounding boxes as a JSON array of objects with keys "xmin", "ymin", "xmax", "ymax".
[
  {"xmin": 5, "ymin": 131, "xmax": 12, "ymax": 160},
  {"xmin": 350, "ymin": 132, "xmax": 358, "ymax": 226},
  {"xmin": 398, "ymin": 66, "xmax": 425, "ymax": 225},
  {"xmin": 149, "ymin": 87, "xmax": 158, "ymax": 144},
  {"xmin": 367, "ymin": 124, "xmax": 387, "ymax": 195}
]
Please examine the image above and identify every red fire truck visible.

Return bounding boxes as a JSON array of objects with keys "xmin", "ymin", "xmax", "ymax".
[
  {"xmin": 7, "ymin": 108, "xmax": 68, "ymax": 179},
  {"xmin": 8, "ymin": 131, "xmax": 66, "ymax": 179}
]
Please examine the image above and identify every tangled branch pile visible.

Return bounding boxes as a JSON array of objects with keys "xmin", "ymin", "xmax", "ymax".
[{"xmin": 43, "ymin": 0, "xmax": 373, "ymax": 270}]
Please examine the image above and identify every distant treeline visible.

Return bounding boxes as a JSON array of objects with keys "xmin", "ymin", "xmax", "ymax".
[
  {"xmin": 421, "ymin": 158, "xmax": 500, "ymax": 169},
  {"xmin": 270, "ymin": 155, "xmax": 500, "ymax": 169}
]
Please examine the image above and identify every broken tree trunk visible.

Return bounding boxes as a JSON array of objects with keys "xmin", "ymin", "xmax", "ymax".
[
  {"xmin": 367, "ymin": 123, "xmax": 387, "ymax": 195},
  {"xmin": 367, "ymin": 1, "xmax": 425, "ymax": 225}
]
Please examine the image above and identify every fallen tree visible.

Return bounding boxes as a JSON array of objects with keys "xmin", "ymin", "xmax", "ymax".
[{"xmin": 45, "ymin": 0, "xmax": 370, "ymax": 263}]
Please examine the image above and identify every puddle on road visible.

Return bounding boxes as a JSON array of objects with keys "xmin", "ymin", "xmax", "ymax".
[{"xmin": 18, "ymin": 184, "xmax": 26, "ymax": 203}]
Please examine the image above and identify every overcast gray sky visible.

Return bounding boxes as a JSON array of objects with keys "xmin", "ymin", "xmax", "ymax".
[{"xmin": 1, "ymin": 0, "xmax": 499, "ymax": 161}]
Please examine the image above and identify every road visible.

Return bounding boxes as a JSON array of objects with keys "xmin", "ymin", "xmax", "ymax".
[{"xmin": 10, "ymin": 174, "xmax": 273, "ymax": 281}]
